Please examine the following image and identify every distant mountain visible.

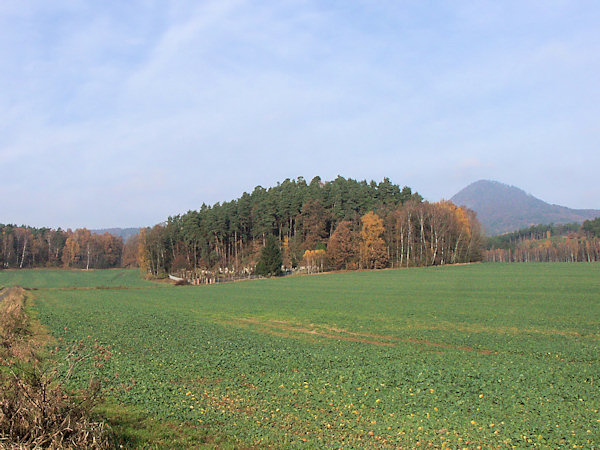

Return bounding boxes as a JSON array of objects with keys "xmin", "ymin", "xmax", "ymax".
[
  {"xmin": 91, "ymin": 227, "xmax": 140, "ymax": 241},
  {"xmin": 450, "ymin": 180, "xmax": 600, "ymax": 236}
]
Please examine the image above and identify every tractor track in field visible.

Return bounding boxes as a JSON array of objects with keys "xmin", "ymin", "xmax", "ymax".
[
  {"xmin": 229, "ymin": 318, "xmax": 496, "ymax": 354},
  {"xmin": 232, "ymin": 318, "xmax": 394, "ymax": 347}
]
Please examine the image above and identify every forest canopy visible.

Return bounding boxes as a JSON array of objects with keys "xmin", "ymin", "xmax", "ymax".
[{"xmin": 137, "ymin": 176, "xmax": 484, "ymax": 278}]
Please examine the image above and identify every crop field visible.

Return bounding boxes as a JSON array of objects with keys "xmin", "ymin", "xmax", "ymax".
[
  {"xmin": 0, "ymin": 268, "xmax": 157, "ymax": 289},
  {"xmin": 6, "ymin": 264, "xmax": 600, "ymax": 447}
]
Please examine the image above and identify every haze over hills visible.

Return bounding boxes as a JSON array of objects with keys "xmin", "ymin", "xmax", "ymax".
[
  {"xmin": 451, "ymin": 180, "xmax": 600, "ymax": 236},
  {"xmin": 91, "ymin": 227, "xmax": 140, "ymax": 241}
]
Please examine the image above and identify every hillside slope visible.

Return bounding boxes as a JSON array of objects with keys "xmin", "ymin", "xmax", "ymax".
[{"xmin": 451, "ymin": 180, "xmax": 600, "ymax": 235}]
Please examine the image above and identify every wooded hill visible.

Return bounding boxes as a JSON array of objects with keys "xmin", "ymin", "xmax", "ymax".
[
  {"xmin": 137, "ymin": 176, "xmax": 484, "ymax": 277},
  {"xmin": 451, "ymin": 180, "xmax": 600, "ymax": 235}
]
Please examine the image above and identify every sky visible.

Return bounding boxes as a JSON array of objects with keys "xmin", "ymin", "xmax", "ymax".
[{"xmin": 1, "ymin": 1, "xmax": 599, "ymax": 229}]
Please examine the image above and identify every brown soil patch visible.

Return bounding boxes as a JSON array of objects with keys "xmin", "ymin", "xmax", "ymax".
[
  {"xmin": 320, "ymin": 324, "xmax": 495, "ymax": 354},
  {"xmin": 232, "ymin": 318, "xmax": 394, "ymax": 347},
  {"xmin": 227, "ymin": 318, "xmax": 496, "ymax": 354}
]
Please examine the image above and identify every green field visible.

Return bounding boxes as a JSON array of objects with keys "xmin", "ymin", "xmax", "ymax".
[
  {"xmin": 5, "ymin": 264, "xmax": 600, "ymax": 447},
  {"xmin": 0, "ymin": 268, "xmax": 158, "ymax": 289}
]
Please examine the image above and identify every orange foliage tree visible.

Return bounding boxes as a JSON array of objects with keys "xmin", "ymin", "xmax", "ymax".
[
  {"xmin": 302, "ymin": 249, "xmax": 326, "ymax": 273},
  {"xmin": 327, "ymin": 221, "xmax": 358, "ymax": 270},
  {"xmin": 360, "ymin": 212, "xmax": 388, "ymax": 269},
  {"xmin": 61, "ymin": 233, "xmax": 80, "ymax": 268}
]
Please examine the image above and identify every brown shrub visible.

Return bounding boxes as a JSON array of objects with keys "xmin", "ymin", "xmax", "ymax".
[
  {"xmin": 0, "ymin": 288, "xmax": 28, "ymax": 346},
  {"xmin": 0, "ymin": 367, "xmax": 111, "ymax": 448},
  {"xmin": 0, "ymin": 287, "xmax": 112, "ymax": 449}
]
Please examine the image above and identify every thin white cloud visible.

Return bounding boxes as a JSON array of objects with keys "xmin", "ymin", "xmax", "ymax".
[{"xmin": 1, "ymin": 1, "xmax": 599, "ymax": 227}]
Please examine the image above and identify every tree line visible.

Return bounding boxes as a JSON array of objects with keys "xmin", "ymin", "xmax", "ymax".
[
  {"xmin": 0, "ymin": 225, "xmax": 125, "ymax": 269},
  {"xmin": 137, "ymin": 176, "xmax": 484, "ymax": 278},
  {"xmin": 484, "ymin": 219, "xmax": 600, "ymax": 262}
]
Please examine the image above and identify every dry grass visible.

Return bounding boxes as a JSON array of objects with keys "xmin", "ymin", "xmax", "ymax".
[
  {"xmin": 0, "ymin": 288, "xmax": 34, "ymax": 364},
  {"xmin": 0, "ymin": 287, "xmax": 112, "ymax": 449}
]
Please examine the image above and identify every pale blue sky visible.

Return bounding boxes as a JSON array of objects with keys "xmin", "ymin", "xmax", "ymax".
[{"xmin": 1, "ymin": 1, "xmax": 599, "ymax": 228}]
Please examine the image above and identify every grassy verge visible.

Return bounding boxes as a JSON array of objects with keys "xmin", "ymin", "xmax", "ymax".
[{"xmin": 95, "ymin": 402, "xmax": 239, "ymax": 449}]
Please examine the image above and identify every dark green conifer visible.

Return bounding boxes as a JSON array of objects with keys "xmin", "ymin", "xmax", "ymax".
[{"xmin": 255, "ymin": 235, "xmax": 282, "ymax": 276}]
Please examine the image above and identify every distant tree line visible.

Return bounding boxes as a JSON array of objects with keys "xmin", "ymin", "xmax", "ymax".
[
  {"xmin": 485, "ymin": 219, "xmax": 600, "ymax": 262},
  {"xmin": 582, "ymin": 217, "xmax": 600, "ymax": 238},
  {"xmin": 137, "ymin": 176, "xmax": 484, "ymax": 278},
  {"xmin": 485, "ymin": 223, "xmax": 581, "ymax": 250},
  {"xmin": 0, "ymin": 225, "xmax": 124, "ymax": 269}
]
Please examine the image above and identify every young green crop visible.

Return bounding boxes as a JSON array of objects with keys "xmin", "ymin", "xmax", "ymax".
[
  {"xmin": 29, "ymin": 263, "xmax": 600, "ymax": 447},
  {"xmin": 0, "ymin": 268, "xmax": 157, "ymax": 289}
]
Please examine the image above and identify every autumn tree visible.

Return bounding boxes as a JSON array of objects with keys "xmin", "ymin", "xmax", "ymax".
[
  {"xmin": 75, "ymin": 228, "xmax": 93, "ymax": 270},
  {"xmin": 360, "ymin": 212, "xmax": 388, "ymax": 269},
  {"xmin": 30, "ymin": 232, "xmax": 48, "ymax": 267},
  {"xmin": 62, "ymin": 232, "xmax": 80, "ymax": 268},
  {"xmin": 13, "ymin": 228, "xmax": 32, "ymax": 269},
  {"xmin": 92, "ymin": 232, "xmax": 123, "ymax": 268},
  {"xmin": 122, "ymin": 234, "xmax": 140, "ymax": 267},
  {"xmin": 281, "ymin": 236, "xmax": 292, "ymax": 269},
  {"xmin": 137, "ymin": 225, "xmax": 171, "ymax": 277},
  {"xmin": 302, "ymin": 249, "xmax": 326, "ymax": 273},
  {"xmin": 327, "ymin": 221, "xmax": 358, "ymax": 270},
  {"xmin": 136, "ymin": 228, "xmax": 151, "ymax": 274},
  {"xmin": 0, "ymin": 225, "xmax": 124, "ymax": 270},
  {"xmin": 465, "ymin": 209, "xmax": 484, "ymax": 262},
  {"xmin": 1, "ymin": 227, "xmax": 14, "ymax": 268}
]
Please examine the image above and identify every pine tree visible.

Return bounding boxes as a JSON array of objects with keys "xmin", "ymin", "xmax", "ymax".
[{"xmin": 255, "ymin": 235, "xmax": 282, "ymax": 276}]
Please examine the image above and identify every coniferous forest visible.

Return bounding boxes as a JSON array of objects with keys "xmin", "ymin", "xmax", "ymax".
[{"xmin": 136, "ymin": 176, "xmax": 484, "ymax": 278}]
